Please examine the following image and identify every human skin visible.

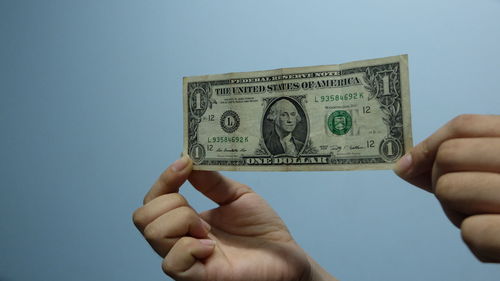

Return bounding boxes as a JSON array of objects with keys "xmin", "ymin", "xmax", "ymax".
[
  {"xmin": 394, "ymin": 114, "xmax": 500, "ymax": 262},
  {"xmin": 133, "ymin": 114, "xmax": 500, "ymax": 280},
  {"xmin": 133, "ymin": 157, "xmax": 337, "ymax": 281}
]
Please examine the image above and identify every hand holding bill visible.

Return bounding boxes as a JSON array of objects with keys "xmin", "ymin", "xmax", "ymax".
[
  {"xmin": 133, "ymin": 156, "xmax": 336, "ymax": 281},
  {"xmin": 395, "ymin": 114, "xmax": 500, "ymax": 262}
]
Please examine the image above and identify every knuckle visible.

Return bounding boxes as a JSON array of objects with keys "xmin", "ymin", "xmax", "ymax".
[
  {"xmin": 161, "ymin": 258, "xmax": 173, "ymax": 276},
  {"xmin": 169, "ymin": 193, "xmax": 188, "ymax": 207},
  {"xmin": 177, "ymin": 205, "xmax": 197, "ymax": 219},
  {"xmin": 143, "ymin": 224, "xmax": 161, "ymax": 241},
  {"xmin": 161, "ymin": 256, "xmax": 175, "ymax": 277},
  {"xmin": 143, "ymin": 193, "xmax": 152, "ymax": 205},
  {"xmin": 132, "ymin": 207, "xmax": 146, "ymax": 229},
  {"xmin": 460, "ymin": 216, "xmax": 495, "ymax": 258},
  {"xmin": 449, "ymin": 114, "xmax": 478, "ymax": 135},
  {"xmin": 418, "ymin": 138, "xmax": 431, "ymax": 159},
  {"xmin": 434, "ymin": 174, "xmax": 456, "ymax": 203},
  {"xmin": 161, "ymin": 253, "xmax": 184, "ymax": 277},
  {"xmin": 435, "ymin": 139, "xmax": 460, "ymax": 168},
  {"xmin": 177, "ymin": 236, "xmax": 196, "ymax": 249},
  {"xmin": 239, "ymin": 183, "xmax": 252, "ymax": 191},
  {"xmin": 235, "ymin": 183, "xmax": 253, "ymax": 195},
  {"xmin": 461, "ymin": 216, "xmax": 478, "ymax": 246}
]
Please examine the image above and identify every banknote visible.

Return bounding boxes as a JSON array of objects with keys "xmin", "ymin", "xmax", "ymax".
[{"xmin": 183, "ymin": 55, "xmax": 412, "ymax": 171}]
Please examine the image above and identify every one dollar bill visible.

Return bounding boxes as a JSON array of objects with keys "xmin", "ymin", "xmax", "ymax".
[{"xmin": 183, "ymin": 55, "xmax": 412, "ymax": 171}]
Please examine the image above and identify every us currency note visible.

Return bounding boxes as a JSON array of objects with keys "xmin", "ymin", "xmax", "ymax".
[{"xmin": 183, "ymin": 55, "xmax": 412, "ymax": 171}]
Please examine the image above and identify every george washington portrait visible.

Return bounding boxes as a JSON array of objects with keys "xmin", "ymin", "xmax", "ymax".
[{"xmin": 262, "ymin": 97, "xmax": 308, "ymax": 156}]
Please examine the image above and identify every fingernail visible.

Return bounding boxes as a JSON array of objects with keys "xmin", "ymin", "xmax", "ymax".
[
  {"xmin": 394, "ymin": 153, "xmax": 412, "ymax": 175},
  {"xmin": 171, "ymin": 156, "xmax": 188, "ymax": 172},
  {"xmin": 199, "ymin": 239, "xmax": 216, "ymax": 247},
  {"xmin": 200, "ymin": 218, "xmax": 211, "ymax": 233}
]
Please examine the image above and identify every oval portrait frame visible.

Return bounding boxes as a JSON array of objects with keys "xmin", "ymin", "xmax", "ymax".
[{"xmin": 260, "ymin": 96, "xmax": 309, "ymax": 156}]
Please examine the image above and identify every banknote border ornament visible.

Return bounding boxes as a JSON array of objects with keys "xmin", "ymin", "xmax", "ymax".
[
  {"xmin": 360, "ymin": 62, "xmax": 405, "ymax": 161},
  {"xmin": 187, "ymin": 82, "xmax": 217, "ymax": 164}
]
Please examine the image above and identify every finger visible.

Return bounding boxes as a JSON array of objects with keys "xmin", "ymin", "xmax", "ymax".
[
  {"xmin": 435, "ymin": 172, "xmax": 500, "ymax": 221},
  {"xmin": 162, "ymin": 237, "xmax": 216, "ymax": 281},
  {"xmin": 434, "ymin": 137, "xmax": 500, "ymax": 175},
  {"xmin": 143, "ymin": 206, "xmax": 211, "ymax": 257},
  {"xmin": 144, "ymin": 156, "xmax": 193, "ymax": 204},
  {"xmin": 431, "ymin": 138, "xmax": 500, "ymax": 187},
  {"xmin": 188, "ymin": 170, "xmax": 252, "ymax": 205},
  {"xmin": 133, "ymin": 193, "xmax": 189, "ymax": 233},
  {"xmin": 461, "ymin": 214, "xmax": 500, "ymax": 262},
  {"xmin": 394, "ymin": 114, "xmax": 500, "ymax": 191}
]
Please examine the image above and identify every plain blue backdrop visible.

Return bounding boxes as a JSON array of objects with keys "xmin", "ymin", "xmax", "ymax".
[{"xmin": 1, "ymin": 0, "xmax": 500, "ymax": 280}]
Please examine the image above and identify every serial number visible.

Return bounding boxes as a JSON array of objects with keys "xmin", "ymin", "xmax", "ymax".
[
  {"xmin": 207, "ymin": 136, "xmax": 249, "ymax": 143},
  {"xmin": 315, "ymin": 92, "xmax": 364, "ymax": 103}
]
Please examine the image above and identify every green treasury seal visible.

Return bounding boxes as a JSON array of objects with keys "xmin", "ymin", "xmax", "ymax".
[{"xmin": 327, "ymin": 110, "xmax": 352, "ymax": 135}]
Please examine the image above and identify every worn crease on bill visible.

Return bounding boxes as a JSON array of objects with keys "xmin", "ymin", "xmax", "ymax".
[{"xmin": 183, "ymin": 54, "xmax": 412, "ymax": 171}]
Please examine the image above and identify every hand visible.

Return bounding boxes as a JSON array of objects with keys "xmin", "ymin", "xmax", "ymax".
[
  {"xmin": 394, "ymin": 114, "xmax": 500, "ymax": 262},
  {"xmin": 133, "ymin": 156, "xmax": 336, "ymax": 281}
]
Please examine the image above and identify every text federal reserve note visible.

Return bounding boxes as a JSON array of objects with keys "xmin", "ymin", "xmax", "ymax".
[{"xmin": 183, "ymin": 55, "xmax": 412, "ymax": 171}]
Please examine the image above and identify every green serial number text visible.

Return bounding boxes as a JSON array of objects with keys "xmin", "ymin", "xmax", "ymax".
[
  {"xmin": 315, "ymin": 92, "xmax": 364, "ymax": 103},
  {"xmin": 208, "ymin": 136, "xmax": 249, "ymax": 143}
]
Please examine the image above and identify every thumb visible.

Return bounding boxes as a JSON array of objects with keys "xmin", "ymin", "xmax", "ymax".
[{"xmin": 393, "ymin": 140, "xmax": 433, "ymax": 192}]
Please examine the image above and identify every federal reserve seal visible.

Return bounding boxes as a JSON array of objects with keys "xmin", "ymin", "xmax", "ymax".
[
  {"xmin": 220, "ymin": 110, "xmax": 240, "ymax": 133},
  {"xmin": 327, "ymin": 110, "xmax": 352, "ymax": 135}
]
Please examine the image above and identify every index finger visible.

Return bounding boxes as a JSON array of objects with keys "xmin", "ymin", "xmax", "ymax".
[
  {"xmin": 143, "ymin": 156, "xmax": 193, "ymax": 204},
  {"xmin": 394, "ymin": 114, "xmax": 500, "ymax": 191}
]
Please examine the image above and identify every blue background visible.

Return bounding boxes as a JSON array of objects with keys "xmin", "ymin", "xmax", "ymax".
[{"xmin": 1, "ymin": 0, "xmax": 500, "ymax": 280}]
